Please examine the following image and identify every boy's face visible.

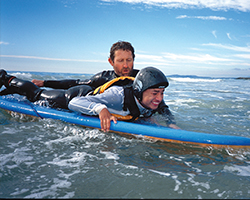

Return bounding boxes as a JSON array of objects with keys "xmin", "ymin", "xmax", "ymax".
[
  {"xmin": 141, "ymin": 88, "xmax": 165, "ymax": 110},
  {"xmin": 108, "ymin": 49, "xmax": 134, "ymax": 76}
]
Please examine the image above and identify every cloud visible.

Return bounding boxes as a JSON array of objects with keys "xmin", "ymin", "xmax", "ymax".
[
  {"xmin": 233, "ymin": 67, "xmax": 250, "ymax": 71},
  {"xmin": 0, "ymin": 55, "xmax": 106, "ymax": 63},
  {"xmin": 136, "ymin": 54, "xmax": 166, "ymax": 62},
  {"xmin": 0, "ymin": 41, "xmax": 9, "ymax": 45},
  {"xmin": 101, "ymin": 0, "xmax": 250, "ymax": 12},
  {"xmin": 212, "ymin": 30, "xmax": 217, "ymax": 38},
  {"xmin": 242, "ymin": 34, "xmax": 250, "ymax": 38},
  {"xmin": 162, "ymin": 52, "xmax": 234, "ymax": 62},
  {"xmin": 135, "ymin": 52, "xmax": 236, "ymax": 66},
  {"xmin": 227, "ymin": 33, "xmax": 232, "ymax": 40},
  {"xmin": 203, "ymin": 43, "xmax": 250, "ymax": 52},
  {"xmin": 176, "ymin": 15, "xmax": 227, "ymax": 20},
  {"xmin": 234, "ymin": 54, "xmax": 250, "ymax": 59}
]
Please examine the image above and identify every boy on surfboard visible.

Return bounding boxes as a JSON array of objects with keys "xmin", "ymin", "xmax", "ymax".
[
  {"xmin": 68, "ymin": 67, "xmax": 180, "ymax": 132},
  {"xmin": 0, "ymin": 67, "xmax": 179, "ymax": 131}
]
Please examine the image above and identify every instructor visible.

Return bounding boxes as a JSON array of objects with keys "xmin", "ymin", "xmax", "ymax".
[{"xmin": 32, "ymin": 41, "xmax": 138, "ymax": 89}]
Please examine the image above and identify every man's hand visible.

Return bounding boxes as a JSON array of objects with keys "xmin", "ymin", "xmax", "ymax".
[
  {"xmin": 32, "ymin": 79, "xmax": 44, "ymax": 87},
  {"xmin": 99, "ymin": 108, "xmax": 117, "ymax": 132}
]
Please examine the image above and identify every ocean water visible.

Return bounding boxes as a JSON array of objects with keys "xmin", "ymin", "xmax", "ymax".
[{"xmin": 0, "ymin": 71, "xmax": 250, "ymax": 199}]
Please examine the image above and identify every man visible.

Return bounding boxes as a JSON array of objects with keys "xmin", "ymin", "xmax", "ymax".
[
  {"xmin": 68, "ymin": 67, "xmax": 180, "ymax": 132},
  {"xmin": 0, "ymin": 41, "xmax": 138, "ymax": 109},
  {"xmin": 32, "ymin": 41, "xmax": 138, "ymax": 89}
]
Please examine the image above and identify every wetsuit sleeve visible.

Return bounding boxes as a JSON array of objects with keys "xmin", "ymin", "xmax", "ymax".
[
  {"xmin": 157, "ymin": 101, "xmax": 176, "ymax": 125},
  {"xmin": 43, "ymin": 79, "xmax": 85, "ymax": 89},
  {"xmin": 43, "ymin": 73, "xmax": 102, "ymax": 89},
  {"xmin": 43, "ymin": 71, "xmax": 114, "ymax": 90},
  {"xmin": 68, "ymin": 86, "xmax": 124, "ymax": 116}
]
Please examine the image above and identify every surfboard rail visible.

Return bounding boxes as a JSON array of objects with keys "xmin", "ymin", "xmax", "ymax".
[{"xmin": 1, "ymin": 96, "xmax": 250, "ymax": 148}]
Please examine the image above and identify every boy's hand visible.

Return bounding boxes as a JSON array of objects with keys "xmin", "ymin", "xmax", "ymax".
[
  {"xmin": 99, "ymin": 108, "xmax": 117, "ymax": 132},
  {"xmin": 169, "ymin": 124, "xmax": 181, "ymax": 129}
]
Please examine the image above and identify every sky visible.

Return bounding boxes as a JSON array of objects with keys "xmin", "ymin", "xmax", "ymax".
[{"xmin": 1, "ymin": 0, "xmax": 250, "ymax": 77}]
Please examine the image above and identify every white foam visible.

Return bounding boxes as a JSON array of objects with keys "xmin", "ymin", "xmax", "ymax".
[
  {"xmin": 10, "ymin": 72, "xmax": 33, "ymax": 80},
  {"xmin": 100, "ymin": 151, "xmax": 119, "ymax": 160},
  {"xmin": 148, "ymin": 169, "xmax": 171, "ymax": 177},
  {"xmin": 171, "ymin": 77, "xmax": 221, "ymax": 82},
  {"xmin": 171, "ymin": 98, "xmax": 199, "ymax": 108},
  {"xmin": 224, "ymin": 165, "xmax": 250, "ymax": 177}
]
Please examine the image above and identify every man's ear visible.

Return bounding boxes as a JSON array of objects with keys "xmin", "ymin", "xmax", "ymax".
[{"xmin": 108, "ymin": 57, "xmax": 114, "ymax": 66}]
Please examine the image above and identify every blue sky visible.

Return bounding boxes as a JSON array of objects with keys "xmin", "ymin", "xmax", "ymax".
[{"xmin": 1, "ymin": 0, "xmax": 250, "ymax": 77}]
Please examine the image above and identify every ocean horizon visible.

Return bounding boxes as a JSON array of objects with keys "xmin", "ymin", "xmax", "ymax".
[{"xmin": 7, "ymin": 70, "xmax": 250, "ymax": 79}]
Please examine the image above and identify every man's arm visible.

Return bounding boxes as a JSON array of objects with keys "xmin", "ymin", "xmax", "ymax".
[
  {"xmin": 32, "ymin": 78, "xmax": 93, "ymax": 89},
  {"xmin": 31, "ymin": 71, "xmax": 114, "ymax": 90}
]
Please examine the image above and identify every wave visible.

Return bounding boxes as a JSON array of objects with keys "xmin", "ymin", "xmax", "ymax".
[
  {"xmin": 10, "ymin": 72, "xmax": 33, "ymax": 80},
  {"xmin": 8, "ymin": 71, "xmax": 92, "ymax": 81},
  {"xmin": 8, "ymin": 71, "xmax": 229, "ymax": 83},
  {"xmin": 169, "ymin": 77, "xmax": 222, "ymax": 82}
]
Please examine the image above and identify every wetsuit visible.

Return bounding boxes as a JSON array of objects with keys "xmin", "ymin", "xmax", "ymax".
[
  {"xmin": 0, "ymin": 69, "xmax": 175, "ymax": 124},
  {"xmin": 69, "ymin": 86, "xmax": 133, "ymax": 118},
  {"xmin": 1, "ymin": 70, "xmax": 138, "ymax": 109}
]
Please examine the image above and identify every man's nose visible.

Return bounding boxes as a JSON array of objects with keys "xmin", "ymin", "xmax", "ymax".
[{"xmin": 123, "ymin": 61, "xmax": 128, "ymax": 67}]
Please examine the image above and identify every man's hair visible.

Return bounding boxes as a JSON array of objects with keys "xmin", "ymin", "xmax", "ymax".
[{"xmin": 109, "ymin": 41, "xmax": 135, "ymax": 62}]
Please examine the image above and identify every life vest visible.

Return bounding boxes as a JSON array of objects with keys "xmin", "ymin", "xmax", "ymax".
[
  {"xmin": 92, "ymin": 76, "xmax": 140, "ymax": 121},
  {"xmin": 93, "ymin": 76, "xmax": 134, "ymax": 94}
]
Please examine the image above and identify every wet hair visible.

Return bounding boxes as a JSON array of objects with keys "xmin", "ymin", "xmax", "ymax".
[{"xmin": 109, "ymin": 41, "xmax": 135, "ymax": 62}]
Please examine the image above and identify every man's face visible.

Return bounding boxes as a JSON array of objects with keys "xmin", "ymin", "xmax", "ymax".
[
  {"xmin": 141, "ymin": 88, "xmax": 165, "ymax": 110},
  {"xmin": 108, "ymin": 49, "xmax": 134, "ymax": 76}
]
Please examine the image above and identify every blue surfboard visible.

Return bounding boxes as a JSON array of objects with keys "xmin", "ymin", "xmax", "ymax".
[{"xmin": 0, "ymin": 96, "xmax": 250, "ymax": 148}]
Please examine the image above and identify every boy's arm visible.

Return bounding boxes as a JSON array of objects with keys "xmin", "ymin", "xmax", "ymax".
[
  {"xmin": 68, "ymin": 86, "xmax": 122, "ymax": 131},
  {"xmin": 68, "ymin": 96, "xmax": 117, "ymax": 132},
  {"xmin": 168, "ymin": 123, "xmax": 181, "ymax": 129},
  {"xmin": 156, "ymin": 101, "xmax": 181, "ymax": 129}
]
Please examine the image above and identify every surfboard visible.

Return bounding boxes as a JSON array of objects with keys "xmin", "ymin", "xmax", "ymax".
[{"xmin": 0, "ymin": 95, "xmax": 250, "ymax": 148}]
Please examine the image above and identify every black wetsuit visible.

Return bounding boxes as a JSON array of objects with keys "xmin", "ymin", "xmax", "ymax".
[
  {"xmin": 37, "ymin": 70, "xmax": 140, "ymax": 108},
  {"xmin": 1, "ymin": 69, "xmax": 175, "ymax": 124},
  {"xmin": 2, "ymin": 70, "xmax": 139, "ymax": 109}
]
